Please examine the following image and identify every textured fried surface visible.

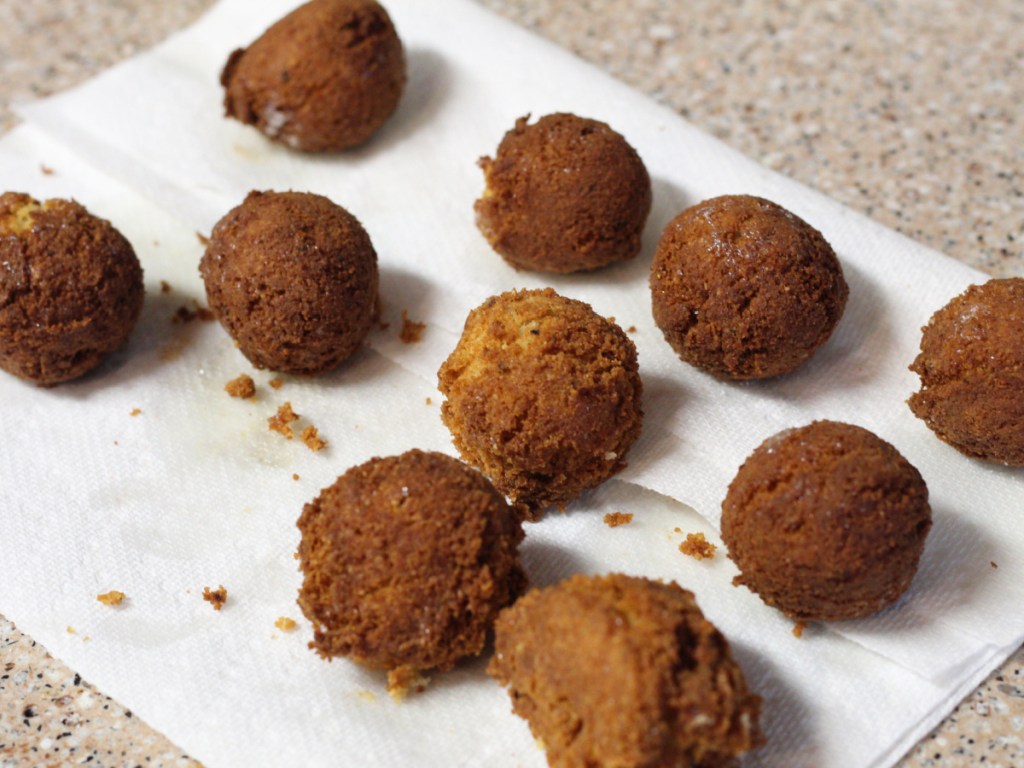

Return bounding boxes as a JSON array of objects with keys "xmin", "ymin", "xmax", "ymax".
[
  {"xmin": 721, "ymin": 420, "xmax": 931, "ymax": 621},
  {"xmin": 489, "ymin": 573, "xmax": 764, "ymax": 768},
  {"xmin": 0, "ymin": 192, "xmax": 143, "ymax": 386},
  {"xmin": 221, "ymin": 0, "xmax": 405, "ymax": 152},
  {"xmin": 296, "ymin": 450, "xmax": 525, "ymax": 685},
  {"xmin": 650, "ymin": 194, "xmax": 847, "ymax": 380},
  {"xmin": 475, "ymin": 113, "xmax": 651, "ymax": 273},
  {"xmin": 200, "ymin": 190, "xmax": 378, "ymax": 374},
  {"xmin": 909, "ymin": 277, "xmax": 1024, "ymax": 466},
  {"xmin": 438, "ymin": 288, "xmax": 643, "ymax": 517}
]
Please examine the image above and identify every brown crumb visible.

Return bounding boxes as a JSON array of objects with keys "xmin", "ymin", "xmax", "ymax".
[
  {"xmin": 40, "ymin": 164, "xmax": 55, "ymax": 176},
  {"xmin": 300, "ymin": 425, "xmax": 327, "ymax": 452},
  {"xmin": 399, "ymin": 310, "xmax": 426, "ymax": 343},
  {"xmin": 627, "ymin": 325, "xmax": 637, "ymax": 333},
  {"xmin": 225, "ymin": 373, "xmax": 256, "ymax": 399},
  {"xmin": 269, "ymin": 377, "xmax": 284, "ymax": 390},
  {"xmin": 792, "ymin": 621, "xmax": 807, "ymax": 639},
  {"xmin": 96, "ymin": 590, "xmax": 126, "ymax": 607},
  {"xmin": 387, "ymin": 667, "xmax": 430, "ymax": 700},
  {"xmin": 678, "ymin": 531, "xmax": 717, "ymax": 560},
  {"xmin": 991, "ymin": 561, "xmax": 999, "ymax": 569},
  {"xmin": 160, "ymin": 280, "xmax": 172, "ymax": 293},
  {"xmin": 274, "ymin": 616, "xmax": 298, "ymax": 632},
  {"xmin": 202, "ymin": 585, "xmax": 228, "ymax": 611},
  {"xmin": 129, "ymin": 408, "xmax": 142, "ymax": 417},
  {"xmin": 172, "ymin": 302, "xmax": 215, "ymax": 324},
  {"xmin": 268, "ymin": 402, "xmax": 299, "ymax": 439},
  {"xmin": 293, "ymin": 473, "xmax": 300, "ymax": 481},
  {"xmin": 425, "ymin": 397, "xmax": 433, "ymax": 406},
  {"xmin": 66, "ymin": 626, "xmax": 76, "ymax": 635},
  {"xmin": 603, "ymin": 511, "xmax": 634, "ymax": 527},
  {"xmin": 673, "ymin": 527, "xmax": 682, "ymax": 533},
  {"xmin": 197, "ymin": 231, "xmax": 210, "ymax": 247}
]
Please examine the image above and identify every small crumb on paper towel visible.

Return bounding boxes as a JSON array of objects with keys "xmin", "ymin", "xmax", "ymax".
[
  {"xmin": 603, "ymin": 511, "xmax": 633, "ymax": 527},
  {"xmin": 203, "ymin": 585, "xmax": 228, "ymax": 611},
  {"xmin": 96, "ymin": 590, "xmax": 126, "ymax": 607},
  {"xmin": 678, "ymin": 532, "xmax": 717, "ymax": 560}
]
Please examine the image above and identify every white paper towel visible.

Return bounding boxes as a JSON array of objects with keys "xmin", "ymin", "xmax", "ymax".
[{"xmin": 1, "ymin": 0, "xmax": 1022, "ymax": 766}]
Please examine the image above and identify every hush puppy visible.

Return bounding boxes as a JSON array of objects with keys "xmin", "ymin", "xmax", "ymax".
[
  {"xmin": 200, "ymin": 190, "xmax": 378, "ymax": 375},
  {"xmin": 909, "ymin": 277, "xmax": 1024, "ymax": 466},
  {"xmin": 721, "ymin": 420, "xmax": 931, "ymax": 621},
  {"xmin": 488, "ymin": 573, "xmax": 764, "ymax": 768},
  {"xmin": 221, "ymin": 0, "xmax": 405, "ymax": 151},
  {"xmin": 650, "ymin": 194, "xmax": 848, "ymax": 380},
  {"xmin": 296, "ymin": 450, "xmax": 526, "ymax": 695},
  {"xmin": 0, "ymin": 192, "xmax": 143, "ymax": 386},
  {"xmin": 438, "ymin": 288, "xmax": 643, "ymax": 517},
  {"xmin": 475, "ymin": 113, "xmax": 652, "ymax": 273}
]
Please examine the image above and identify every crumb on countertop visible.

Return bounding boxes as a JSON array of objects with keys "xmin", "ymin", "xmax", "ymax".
[
  {"xmin": 399, "ymin": 310, "xmax": 426, "ymax": 343},
  {"xmin": 300, "ymin": 424, "xmax": 327, "ymax": 452},
  {"xmin": 603, "ymin": 511, "xmax": 634, "ymax": 527},
  {"xmin": 678, "ymin": 531, "xmax": 717, "ymax": 560},
  {"xmin": 275, "ymin": 617, "xmax": 298, "ymax": 632},
  {"xmin": 202, "ymin": 585, "xmax": 228, "ymax": 611},
  {"xmin": 97, "ymin": 590, "xmax": 126, "ymax": 607},
  {"xmin": 268, "ymin": 402, "xmax": 299, "ymax": 439},
  {"xmin": 225, "ymin": 373, "xmax": 256, "ymax": 399}
]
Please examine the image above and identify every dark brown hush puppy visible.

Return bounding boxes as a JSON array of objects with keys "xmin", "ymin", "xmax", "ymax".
[
  {"xmin": 475, "ymin": 113, "xmax": 652, "ymax": 273},
  {"xmin": 909, "ymin": 277, "xmax": 1024, "ymax": 466},
  {"xmin": 0, "ymin": 192, "xmax": 143, "ymax": 386},
  {"xmin": 650, "ymin": 194, "xmax": 848, "ymax": 380},
  {"xmin": 200, "ymin": 190, "xmax": 378, "ymax": 375},
  {"xmin": 221, "ymin": 0, "xmax": 405, "ymax": 152},
  {"xmin": 721, "ymin": 420, "xmax": 931, "ymax": 621}
]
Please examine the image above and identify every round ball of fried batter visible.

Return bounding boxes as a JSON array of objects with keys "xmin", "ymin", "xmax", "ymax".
[
  {"xmin": 909, "ymin": 278, "xmax": 1024, "ymax": 466},
  {"xmin": 296, "ymin": 450, "xmax": 525, "ymax": 694},
  {"xmin": 475, "ymin": 113, "xmax": 652, "ymax": 273},
  {"xmin": 650, "ymin": 194, "xmax": 848, "ymax": 380},
  {"xmin": 221, "ymin": 0, "xmax": 405, "ymax": 152},
  {"xmin": 488, "ymin": 573, "xmax": 764, "ymax": 768},
  {"xmin": 721, "ymin": 420, "xmax": 931, "ymax": 621},
  {"xmin": 438, "ymin": 288, "xmax": 643, "ymax": 517},
  {"xmin": 200, "ymin": 190, "xmax": 378, "ymax": 375},
  {"xmin": 0, "ymin": 192, "xmax": 144, "ymax": 386}
]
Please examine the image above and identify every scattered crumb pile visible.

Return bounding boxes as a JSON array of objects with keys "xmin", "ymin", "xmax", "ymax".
[
  {"xmin": 399, "ymin": 310, "xmax": 426, "ymax": 343},
  {"xmin": 679, "ymin": 531, "xmax": 717, "ymax": 560},
  {"xmin": 96, "ymin": 590, "xmax": 126, "ymax": 607},
  {"xmin": 202, "ymin": 585, "xmax": 228, "ymax": 611},
  {"xmin": 300, "ymin": 425, "xmax": 327, "ymax": 452},
  {"xmin": 268, "ymin": 402, "xmax": 299, "ymax": 438},
  {"xmin": 603, "ymin": 511, "xmax": 633, "ymax": 528},
  {"xmin": 225, "ymin": 373, "xmax": 256, "ymax": 399}
]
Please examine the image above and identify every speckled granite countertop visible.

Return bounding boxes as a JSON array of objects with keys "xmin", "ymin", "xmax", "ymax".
[{"xmin": 0, "ymin": 1, "xmax": 1021, "ymax": 766}]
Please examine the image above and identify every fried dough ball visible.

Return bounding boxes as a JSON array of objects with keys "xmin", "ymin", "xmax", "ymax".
[
  {"xmin": 296, "ymin": 449, "xmax": 526, "ymax": 695},
  {"xmin": 438, "ymin": 288, "xmax": 643, "ymax": 518},
  {"xmin": 721, "ymin": 420, "xmax": 931, "ymax": 621},
  {"xmin": 909, "ymin": 277, "xmax": 1024, "ymax": 466},
  {"xmin": 488, "ymin": 573, "xmax": 764, "ymax": 768},
  {"xmin": 221, "ymin": 0, "xmax": 405, "ymax": 152},
  {"xmin": 650, "ymin": 194, "xmax": 848, "ymax": 380},
  {"xmin": 475, "ymin": 113, "xmax": 652, "ymax": 273},
  {"xmin": 200, "ymin": 190, "xmax": 378, "ymax": 375},
  {"xmin": 0, "ymin": 192, "xmax": 143, "ymax": 386}
]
